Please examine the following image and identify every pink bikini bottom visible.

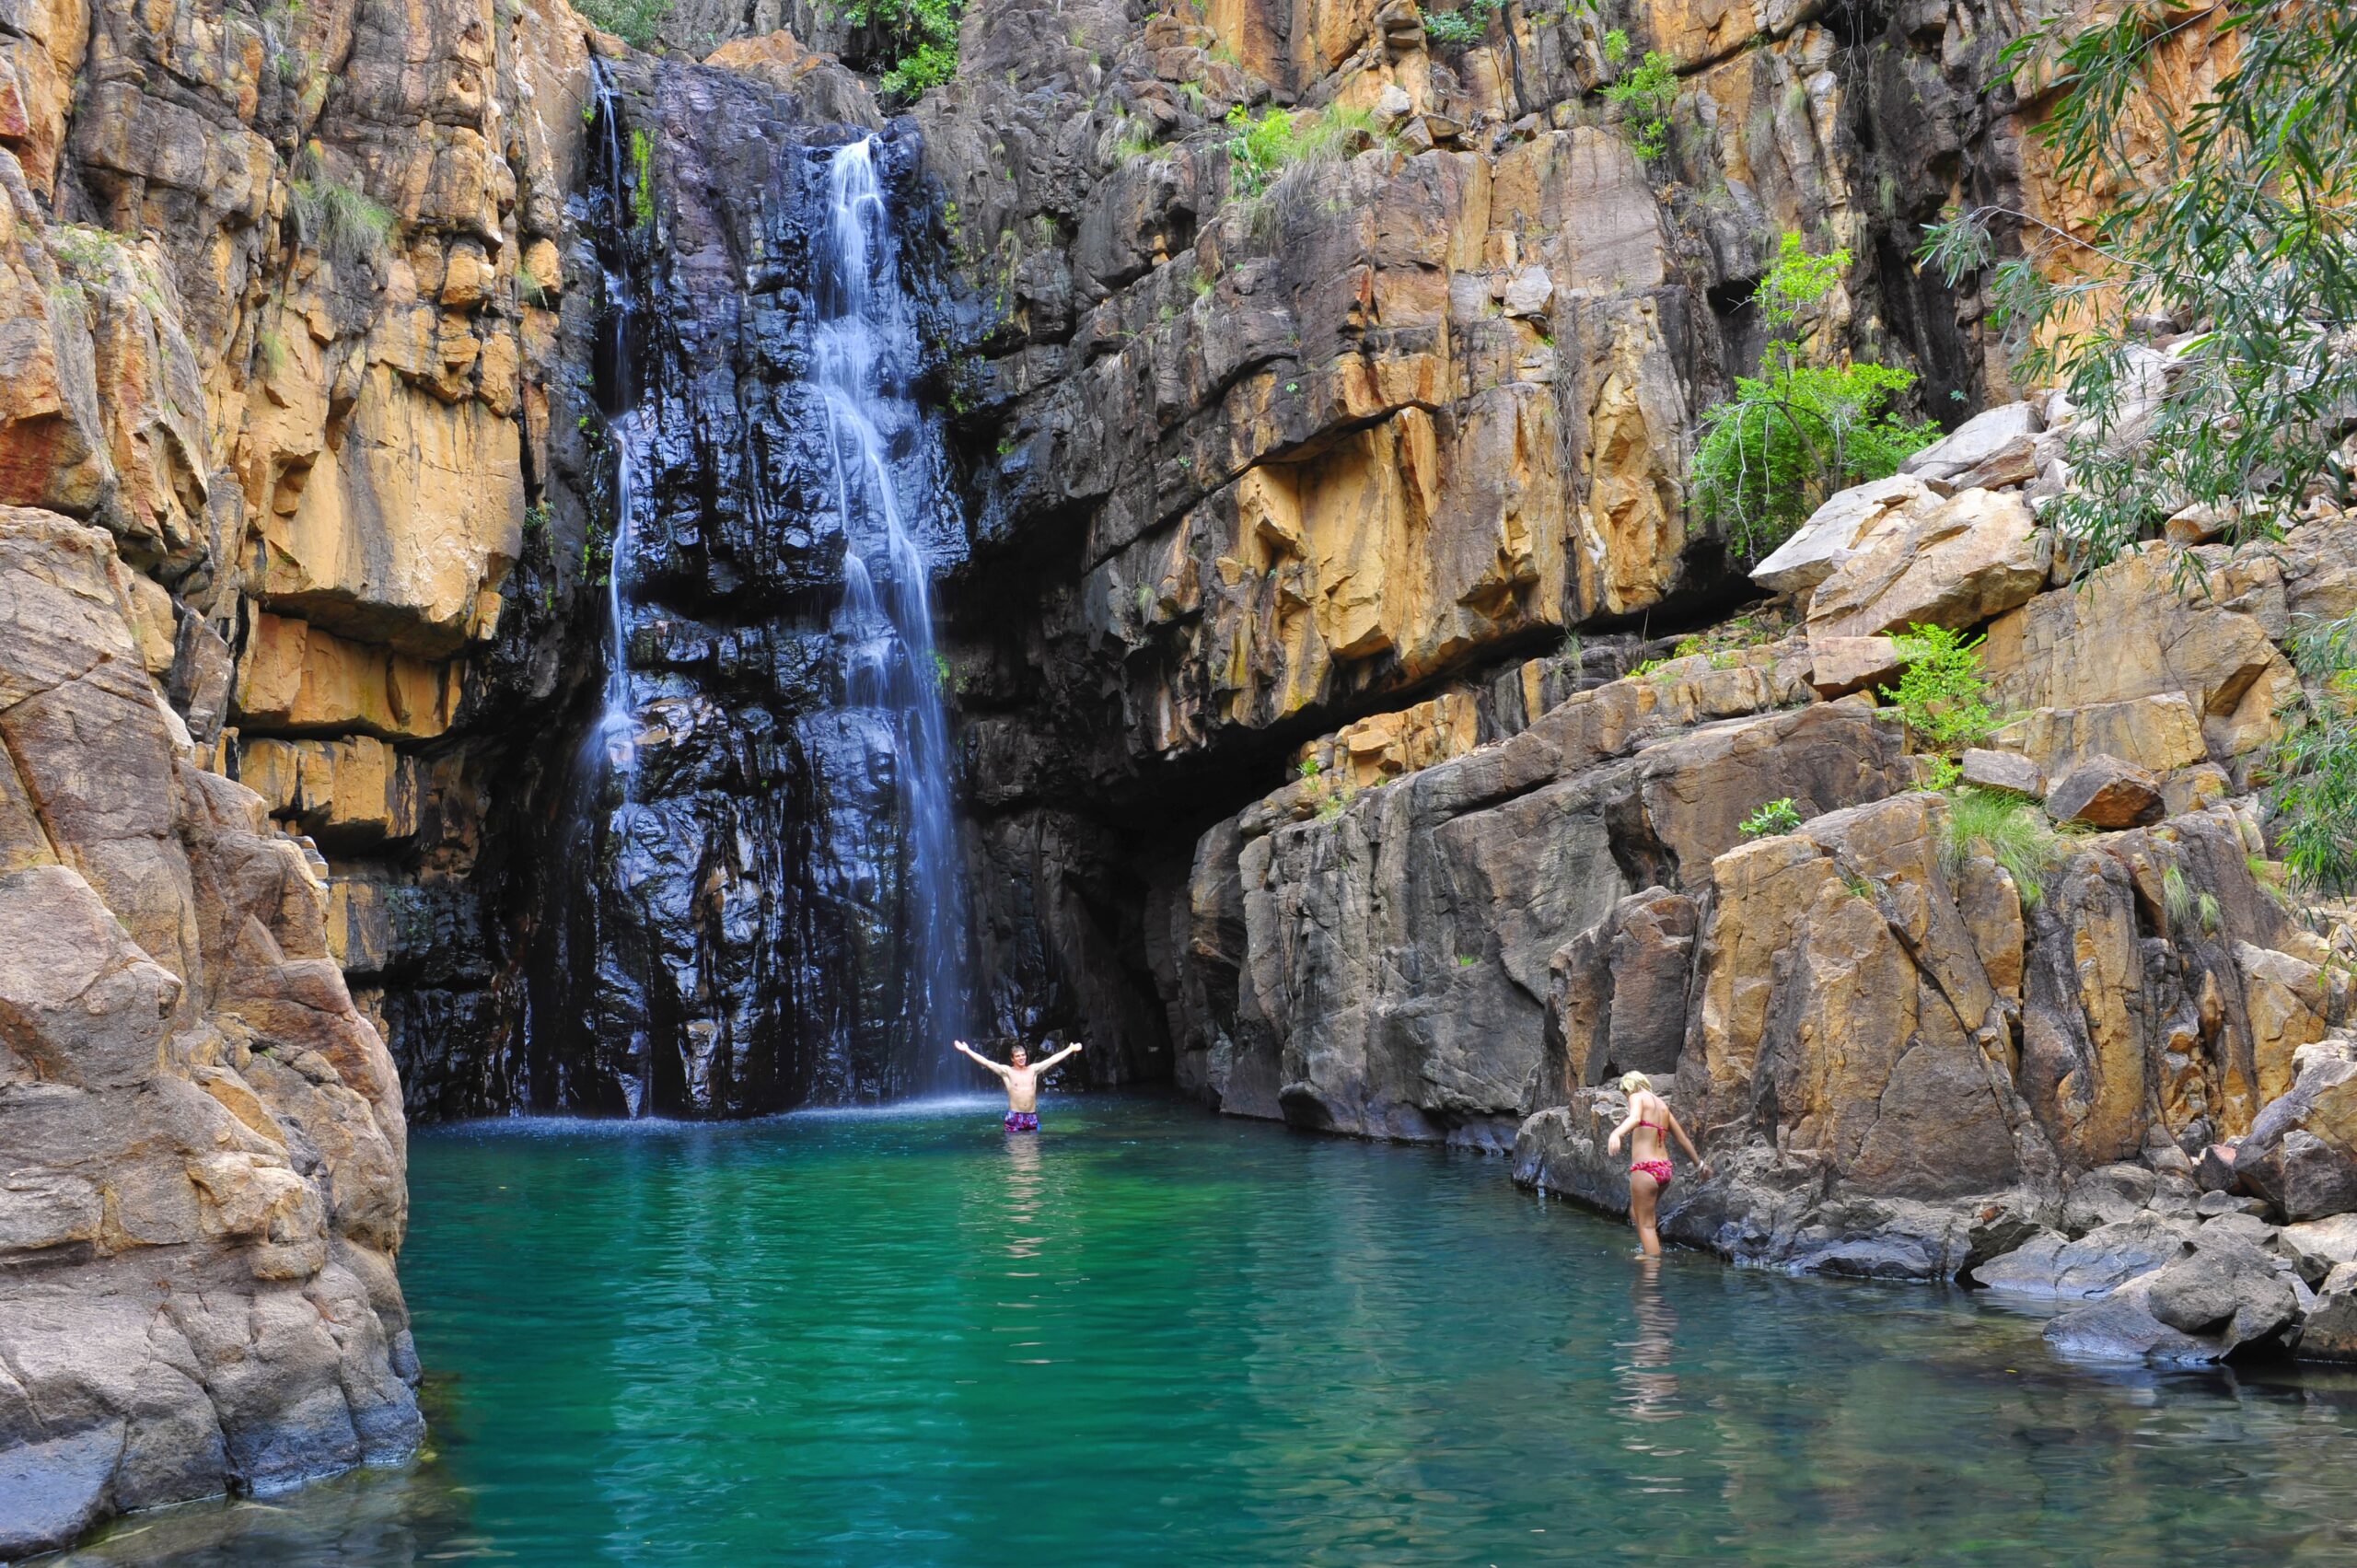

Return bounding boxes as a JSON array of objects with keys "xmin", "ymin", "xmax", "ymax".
[{"xmin": 1629, "ymin": 1158, "xmax": 1673, "ymax": 1190}]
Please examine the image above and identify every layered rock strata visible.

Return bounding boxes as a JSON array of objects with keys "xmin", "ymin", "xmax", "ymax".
[{"xmin": 897, "ymin": 0, "xmax": 2216, "ymax": 1060}]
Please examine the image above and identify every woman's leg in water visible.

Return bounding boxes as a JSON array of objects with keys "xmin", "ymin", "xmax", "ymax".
[{"xmin": 1628, "ymin": 1170, "xmax": 1662, "ymax": 1257}]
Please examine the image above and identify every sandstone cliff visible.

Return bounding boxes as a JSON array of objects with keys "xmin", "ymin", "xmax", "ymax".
[
  {"xmin": 0, "ymin": 0, "xmax": 603, "ymax": 1548},
  {"xmin": 901, "ymin": 0, "xmax": 2163, "ymax": 1065},
  {"xmin": 0, "ymin": 508, "xmax": 419, "ymax": 1556}
]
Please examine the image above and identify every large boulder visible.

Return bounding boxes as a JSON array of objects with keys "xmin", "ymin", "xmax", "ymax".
[
  {"xmin": 2301, "ymin": 1266, "xmax": 2357, "ymax": 1360},
  {"xmin": 1959, "ymin": 748, "xmax": 2042, "ymax": 800},
  {"xmin": 1900, "ymin": 402, "xmax": 2042, "ymax": 486},
  {"xmin": 1971, "ymin": 1214, "xmax": 2198, "ymax": 1298},
  {"xmin": 2237, "ymin": 1047, "xmax": 2357, "ymax": 1221},
  {"xmin": 1751, "ymin": 474, "xmax": 1943, "ymax": 596},
  {"xmin": 1806, "ymin": 487, "xmax": 2049, "ymax": 641},
  {"xmin": 2036, "ymin": 1227, "xmax": 2297, "ymax": 1365},
  {"xmin": 2278, "ymin": 1214, "xmax": 2357, "ymax": 1283},
  {"xmin": 1534, "ymin": 886, "xmax": 1695, "ymax": 1105},
  {"xmin": 2044, "ymin": 1294, "xmax": 2224, "ymax": 1365},
  {"xmin": 2044, "ymin": 757, "xmax": 2165, "ymax": 829},
  {"xmin": 1997, "ymin": 693, "xmax": 2209, "ymax": 780},
  {"xmin": 1683, "ymin": 792, "xmax": 2029, "ymax": 1203}
]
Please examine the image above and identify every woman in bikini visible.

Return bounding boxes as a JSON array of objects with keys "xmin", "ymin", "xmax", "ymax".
[{"xmin": 1603, "ymin": 1071, "xmax": 1709, "ymax": 1259}]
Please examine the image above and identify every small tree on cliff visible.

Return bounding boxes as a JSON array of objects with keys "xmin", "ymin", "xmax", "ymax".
[
  {"xmin": 1688, "ymin": 234, "xmax": 1938, "ymax": 560},
  {"xmin": 1920, "ymin": 1, "xmax": 2357, "ymax": 569}
]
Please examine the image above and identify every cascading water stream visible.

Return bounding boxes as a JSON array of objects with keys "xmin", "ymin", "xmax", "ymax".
[
  {"xmin": 598, "ymin": 411, "xmax": 644, "ymax": 781},
  {"xmin": 813, "ymin": 137, "xmax": 968, "ymax": 1091}
]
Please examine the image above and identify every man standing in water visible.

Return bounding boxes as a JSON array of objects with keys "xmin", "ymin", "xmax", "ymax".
[{"xmin": 953, "ymin": 1039, "xmax": 1083, "ymax": 1132}]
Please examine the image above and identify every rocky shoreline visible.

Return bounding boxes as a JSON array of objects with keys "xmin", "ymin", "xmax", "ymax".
[{"xmin": 1166, "ymin": 411, "xmax": 2357, "ymax": 1369}]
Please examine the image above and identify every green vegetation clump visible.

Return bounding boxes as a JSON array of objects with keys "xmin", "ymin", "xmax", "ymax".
[
  {"xmin": 1099, "ymin": 114, "xmax": 1171, "ymax": 167},
  {"xmin": 881, "ymin": 41, "xmax": 957, "ymax": 99},
  {"xmin": 1879, "ymin": 622, "xmax": 1996, "ymax": 753},
  {"xmin": 1939, "ymin": 788, "xmax": 2070, "ymax": 907},
  {"xmin": 840, "ymin": 0, "xmax": 961, "ymax": 104},
  {"xmin": 1689, "ymin": 234, "xmax": 1937, "ymax": 559},
  {"xmin": 575, "ymin": 0, "xmax": 671, "ymax": 48},
  {"xmin": 629, "ymin": 129, "xmax": 656, "ymax": 229},
  {"xmin": 1920, "ymin": 2, "xmax": 2357, "ymax": 570},
  {"xmin": 1601, "ymin": 47, "xmax": 1677, "ymax": 160},
  {"xmin": 2262, "ymin": 611, "xmax": 2357, "ymax": 896},
  {"xmin": 1224, "ymin": 102, "xmax": 1383, "ymax": 202},
  {"xmin": 1422, "ymin": 0, "xmax": 1499, "ymax": 51},
  {"xmin": 2159, "ymin": 863, "xmax": 2223, "ymax": 935},
  {"xmin": 1225, "ymin": 105, "xmax": 1295, "ymax": 198},
  {"xmin": 286, "ymin": 170, "xmax": 395, "ymax": 267},
  {"xmin": 1740, "ymin": 797, "xmax": 1803, "ymax": 838}
]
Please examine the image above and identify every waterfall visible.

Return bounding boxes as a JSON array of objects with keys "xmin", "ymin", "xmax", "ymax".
[
  {"xmin": 587, "ymin": 61, "xmax": 647, "ymax": 787},
  {"xmin": 528, "ymin": 91, "xmax": 974, "ymax": 1117},
  {"xmin": 812, "ymin": 137, "xmax": 969, "ymax": 1091},
  {"xmin": 598, "ymin": 412, "xmax": 644, "ymax": 780}
]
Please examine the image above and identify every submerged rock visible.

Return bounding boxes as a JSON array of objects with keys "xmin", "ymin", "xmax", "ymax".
[{"xmin": 2044, "ymin": 1295, "xmax": 2226, "ymax": 1366}]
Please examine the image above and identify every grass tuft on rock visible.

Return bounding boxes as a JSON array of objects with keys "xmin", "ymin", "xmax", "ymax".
[
  {"xmin": 1226, "ymin": 103, "xmax": 1389, "ymax": 240},
  {"xmin": 286, "ymin": 171, "xmax": 395, "ymax": 268},
  {"xmin": 1940, "ymin": 787, "xmax": 2070, "ymax": 908}
]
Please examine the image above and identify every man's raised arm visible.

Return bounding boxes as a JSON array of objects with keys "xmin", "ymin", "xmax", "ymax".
[
  {"xmin": 1036, "ymin": 1041, "xmax": 1086, "ymax": 1073},
  {"xmin": 953, "ymin": 1040, "xmax": 1009, "ymax": 1079}
]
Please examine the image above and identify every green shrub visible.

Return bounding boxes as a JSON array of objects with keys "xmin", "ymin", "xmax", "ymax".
[
  {"xmin": 1601, "ymin": 48, "xmax": 1677, "ymax": 160},
  {"xmin": 1223, "ymin": 103, "xmax": 1388, "ymax": 242},
  {"xmin": 1940, "ymin": 788, "xmax": 2069, "ymax": 907},
  {"xmin": 840, "ymin": 0, "xmax": 960, "ymax": 104},
  {"xmin": 1740, "ymin": 797, "xmax": 1803, "ymax": 838},
  {"xmin": 575, "ymin": 0, "xmax": 670, "ymax": 48},
  {"xmin": 881, "ymin": 41, "xmax": 957, "ymax": 99},
  {"xmin": 1225, "ymin": 106, "xmax": 1296, "ymax": 198},
  {"xmin": 1917, "ymin": 752, "xmax": 1962, "ymax": 793},
  {"xmin": 1879, "ymin": 622, "xmax": 1997, "ymax": 752},
  {"xmin": 1422, "ymin": 0, "xmax": 1498, "ymax": 50},
  {"xmin": 1689, "ymin": 233, "xmax": 1937, "ymax": 558}
]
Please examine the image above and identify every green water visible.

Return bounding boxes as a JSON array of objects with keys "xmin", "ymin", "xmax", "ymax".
[{"xmin": 71, "ymin": 1095, "xmax": 2357, "ymax": 1566}]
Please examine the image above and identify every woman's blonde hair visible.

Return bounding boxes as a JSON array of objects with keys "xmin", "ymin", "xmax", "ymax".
[{"xmin": 1618, "ymin": 1071, "xmax": 1654, "ymax": 1096}]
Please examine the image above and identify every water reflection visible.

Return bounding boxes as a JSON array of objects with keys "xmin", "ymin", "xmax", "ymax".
[
  {"xmin": 61, "ymin": 1442, "xmax": 475, "ymax": 1566},
  {"xmin": 1617, "ymin": 1257, "xmax": 1681, "ymax": 1430}
]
